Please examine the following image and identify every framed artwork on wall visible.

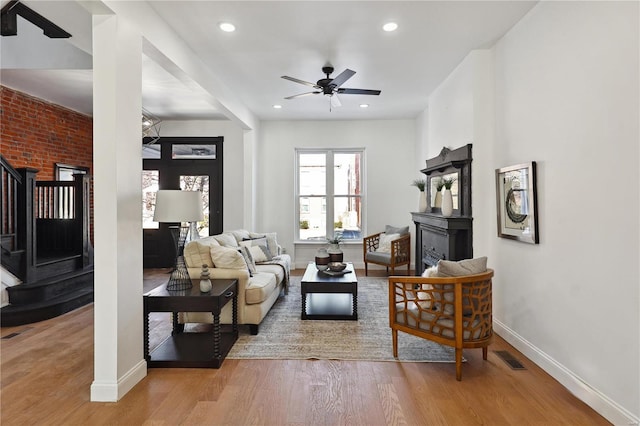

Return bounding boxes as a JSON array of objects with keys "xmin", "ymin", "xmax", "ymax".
[{"xmin": 495, "ymin": 162, "xmax": 539, "ymax": 244}]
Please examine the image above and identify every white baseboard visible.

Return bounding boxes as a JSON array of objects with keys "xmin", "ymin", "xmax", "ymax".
[
  {"xmin": 90, "ymin": 360, "xmax": 147, "ymax": 402},
  {"xmin": 494, "ymin": 319, "xmax": 639, "ymax": 426}
]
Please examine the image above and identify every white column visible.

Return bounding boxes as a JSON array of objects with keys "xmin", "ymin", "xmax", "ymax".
[{"xmin": 90, "ymin": 13, "xmax": 146, "ymax": 402}]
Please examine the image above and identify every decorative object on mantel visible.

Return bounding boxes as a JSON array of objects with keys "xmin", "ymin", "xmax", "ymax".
[
  {"xmin": 411, "ymin": 178, "xmax": 427, "ymax": 212},
  {"xmin": 199, "ymin": 264, "xmax": 212, "ymax": 292},
  {"xmin": 495, "ymin": 162, "xmax": 539, "ymax": 244},
  {"xmin": 315, "ymin": 247, "xmax": 330, "ymax": 271},
  {"xmin": 441, "ymin": 176, "xmax": 456, "ymax": 217},
  {"xmin": 433, "ymin": 178, "xmax": 444, "ymax": 208},
  {"xmin": 326, "ymin": 233, "xmax": 344, "ymax": 262}
]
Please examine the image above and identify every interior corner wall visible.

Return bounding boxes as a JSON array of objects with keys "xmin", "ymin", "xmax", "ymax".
[
  {"xmin": 491, "ymin": 2, "xmax": 638, "ymax": 422},
  {"xmin": 259, "ymin": 120, "xmax": 416, "ymax": 267},
  {"xmin": 159, "ymin": 120, "xmax": 248, "ymax": 231},
  {"xmin": 423, "ymin": 1, "xmax": 639, "ymax": 423}
]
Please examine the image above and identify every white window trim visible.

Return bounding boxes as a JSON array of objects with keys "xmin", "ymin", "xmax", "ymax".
[{"xmin": 294, "ymin": 148, "xmax": 366, "ymax": 242}]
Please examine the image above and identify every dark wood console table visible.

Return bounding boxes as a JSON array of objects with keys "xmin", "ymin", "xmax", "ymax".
[{"xmin": 143, "ymin": 279, "xmax": 238, "ymax": 368}]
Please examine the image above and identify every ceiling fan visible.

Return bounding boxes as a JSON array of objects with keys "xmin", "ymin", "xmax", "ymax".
[{"xmin": 281, "ymin": 64, "xmax": 381, "ymax": 109}]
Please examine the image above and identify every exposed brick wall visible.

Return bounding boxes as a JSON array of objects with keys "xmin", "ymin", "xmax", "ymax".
[
  {"xmin": 1, "ymin": 86, "xmax": 93, "ymax": 179},
  {"xmin": 1, "ymin": 86, "xmax": 94, "ymax": 241}
]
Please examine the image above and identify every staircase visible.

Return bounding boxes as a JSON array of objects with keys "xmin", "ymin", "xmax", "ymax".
[
  {"xmin": 1, "ymin": 155, "xmax": 94, "ymax": 327},
  {"xmin": 1, "ymin": 265, "xmax": 94, "ymax": 327}
]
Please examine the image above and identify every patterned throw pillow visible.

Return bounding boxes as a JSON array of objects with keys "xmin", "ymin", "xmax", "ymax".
[
  {"xmin": 240, "ymin": 238, "xmax": 274, "ymax": 262},
  {"xmin": 238, "ymin": 246, "xmax": 257, "ymax": 276}
]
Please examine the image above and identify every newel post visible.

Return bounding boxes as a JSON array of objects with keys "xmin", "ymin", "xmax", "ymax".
[{"xmin": 16, "ymin": 167, "xmax": 38, "ymax": 282}]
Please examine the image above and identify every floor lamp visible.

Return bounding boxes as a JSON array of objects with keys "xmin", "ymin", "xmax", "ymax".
[{"xmin": 153, "ymin": 190, "xmax": 204, "ymax": 290}]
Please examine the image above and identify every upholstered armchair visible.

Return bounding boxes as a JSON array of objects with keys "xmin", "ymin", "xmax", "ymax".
[
  {"xmin": 389, "ymin": 258, "xmax": 493, "ymax": 380},
  {"xmin": 363, "ymin": 225, "xmax": 411, "ymax": 276}
]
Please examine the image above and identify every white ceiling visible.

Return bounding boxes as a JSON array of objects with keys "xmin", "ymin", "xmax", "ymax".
[{"xmin": 0, "ymin": 1, "xmax": 537, "ymax": 122}]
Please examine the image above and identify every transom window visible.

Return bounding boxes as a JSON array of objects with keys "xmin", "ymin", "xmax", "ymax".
[{"xmin": 296, "ymin": 149, "xmax": 364, "ymax": 241}]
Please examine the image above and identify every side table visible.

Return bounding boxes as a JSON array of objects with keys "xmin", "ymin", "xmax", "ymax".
[{"xmin": 143, "ymin": 279, "xmax": 238, "ymax": 368}]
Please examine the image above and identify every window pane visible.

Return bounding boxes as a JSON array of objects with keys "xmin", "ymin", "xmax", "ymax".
[
  {"xmin": 334, "ymin": 196, "xmax": 362, "ymax": 240},
  {"xmin": 173, "ymin": 144, "xmax": 216, "ymax": 159},
  {"xmin": 142, "ymin": 170, "xmax": 159, "ymax": 229},
  {"xmin": 299, "ymin": 153, "xmax": 326, "ymax": 195},
  {"xmin": 334, "ymin": 153, "xmax": 361, "ymax": 195},
  {"xmin": 180, "ymin": 175, "xmax": 210, "ymax": 237},
  {"xmin": 142, "ymin": 144, "xmax": 161, "ymax": 159},
  {"xmin": 299, "ymin": 196, "xmax": 326, "ymax": 241}
]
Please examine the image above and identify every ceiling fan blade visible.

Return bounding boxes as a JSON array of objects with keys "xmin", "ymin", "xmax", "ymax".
[
  {"xmin": 330, "ymin": 94, "xmax": 342, "ymax": 108},
  {"xmin": 285, "ymin": 91, "xmax": 321, "ymax": 100},
  {"xmin": 338, "ymin": 88, "xmax": 381, "ymax": 96},
  {"xmin": 329, "ymin": 69, "xmax": 355, "ymax": 88},
  {"xmin": 281, "ymin": 75, "xmax": 320, "ymax": 89}
]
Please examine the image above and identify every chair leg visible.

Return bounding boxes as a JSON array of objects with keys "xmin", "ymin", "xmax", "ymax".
[
  {"xmin": 386, "ymin": 266, "xmax": 389, "ymax": 275},
  {"xmin": 455, "ymin": 348, "xmax": 463, "ymax": 381},
  {"xmin": 482, "ymin": 346, "xmax": 488, "ymax": 360},
  {"xmin": 392, "ymin": 329, "xmax": 398, "ymax": 358},
  {"xmin": 407, "ymin": 263, "xmax": 410, "ymax": 275},
  {"xmin": 365, "ymin": 262, "xmax": 368, "ymax": 276},
  {"xmin": 390, "ymin": 266, "xmax": 395, "ymax": 275}
]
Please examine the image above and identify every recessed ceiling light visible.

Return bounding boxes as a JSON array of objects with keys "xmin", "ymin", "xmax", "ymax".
[
  {"xmin": 272, "ymin": 104, "xmax": 282, "ymax": 109},
  {"xmin": 359, "ymin": 104, "xmax": 369, "ymax": 108},
  {"xmin": 219, "ymin": 22, "xmax": 236, "ymax": 32},
  {"xmin": 383, "ymin": 22, "xmax": 398, "ymax": 32}
]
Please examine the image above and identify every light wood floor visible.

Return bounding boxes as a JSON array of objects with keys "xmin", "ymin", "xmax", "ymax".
[{"xmin": 1, "ymin": 269, "xmax": 609, "ymax": 425}]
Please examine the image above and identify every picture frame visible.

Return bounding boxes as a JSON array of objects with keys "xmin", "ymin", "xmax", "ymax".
[{"xmin": 495, "ymin": 162, "xmax": 539, "ymax": 244}]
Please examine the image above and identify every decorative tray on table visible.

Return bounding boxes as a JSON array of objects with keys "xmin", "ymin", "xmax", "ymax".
[{"xmin": 319, "ymin": 269, "xmax": 352, "ymax": 277}]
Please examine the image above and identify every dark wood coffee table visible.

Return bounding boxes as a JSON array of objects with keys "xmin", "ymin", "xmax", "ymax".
[
  {"xmin": 143, "ymin": 279, "xmax": 238, "ymax": 368},
  {"xmin": 301, "ymin": 262, "xmax": 358, "ymax": 320}
]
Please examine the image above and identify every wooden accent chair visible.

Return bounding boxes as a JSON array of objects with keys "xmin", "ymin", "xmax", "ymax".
[
  {"xmin": 388, "ymin": 269, "xmax": 494, "ymax": 380},
  {"xmin": 363, "ymin": 228, "xmax": 411, "ymax": 276}
]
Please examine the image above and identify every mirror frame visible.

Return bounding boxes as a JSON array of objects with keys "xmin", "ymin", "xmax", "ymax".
[{"xmin": 421, "ymin": 144, "xmax": 472, "ymax": 216}]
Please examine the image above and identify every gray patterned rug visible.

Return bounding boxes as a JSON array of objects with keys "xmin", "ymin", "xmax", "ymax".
[{"xmin": 226, "ymin": 275, "xmax": 458, "ymax": 362}]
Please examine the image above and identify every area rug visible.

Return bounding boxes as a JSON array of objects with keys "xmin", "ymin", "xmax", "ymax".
[{"xmin": 226, "ymin": 275, "xmax": 458, "ymax": 362}]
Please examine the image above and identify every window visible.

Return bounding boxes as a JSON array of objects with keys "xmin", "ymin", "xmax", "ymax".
[{"xmin": 296, "ymin": 149, "xmax": 364, "ymax": 241}]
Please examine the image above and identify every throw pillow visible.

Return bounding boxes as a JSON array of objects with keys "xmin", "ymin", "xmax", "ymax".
[
  {"xmin": 239, "ymin": 238, "xmax": 274, "ymax": 262},
  {"xmin": 239, "ymin": 246, "xmax": 257, "ymax": 276},
  {"xmin": 377, "ymin": 233, "xmax": 400, "ymax": 253},
  {"xmin": 385, "ymin": 224, "xmax": 409, "ymax": 236},
  {"xmin": 437, "ymin": 257, "xmax": 487, "ymax": 277},
  {"xmin": 209, "ymin": 245, "xmax": 247, "ymax": 270},
  {"xmin": 213, "ymin": 232, "xmax": 239, "ymax": 248}
]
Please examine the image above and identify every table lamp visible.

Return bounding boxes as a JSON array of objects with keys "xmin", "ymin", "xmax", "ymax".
[{"xmin": 153, "ymin": 190, "xmax": 204, "ymax": 290}]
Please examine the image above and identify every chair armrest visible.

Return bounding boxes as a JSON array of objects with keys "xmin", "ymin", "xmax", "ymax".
[{"xmin": 363, "ymin": 232, "xmax": 383, "ymax": 256}]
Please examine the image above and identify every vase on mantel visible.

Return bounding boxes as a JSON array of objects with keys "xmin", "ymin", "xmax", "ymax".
[
  {"xmin": 418, "ymin": 191, "xmax": 427, "ymax": 212},
  {"xmin": 433, "ymin": 191, "xmax": 442, "ymax": 209},
  {"xmin": 441, "ymin": 189, "xmax": 453, "ymax": 217}
]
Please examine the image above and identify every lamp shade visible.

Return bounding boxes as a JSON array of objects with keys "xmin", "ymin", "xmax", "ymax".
[{"xmin": 153, "ymin": 190, "xmax": 204, "ymax": 223}]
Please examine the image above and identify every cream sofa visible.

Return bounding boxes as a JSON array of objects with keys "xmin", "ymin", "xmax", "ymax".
[{"xmin": 181, "ymin": 229, "xmax": 290, "ymax": 335}]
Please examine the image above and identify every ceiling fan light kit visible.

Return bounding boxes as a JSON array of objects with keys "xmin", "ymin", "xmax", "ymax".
[{"xmin": 281, "ymin": 64, "xmax": 381, "ymax": 111}]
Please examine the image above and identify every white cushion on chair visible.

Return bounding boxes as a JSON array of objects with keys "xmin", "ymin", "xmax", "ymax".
[{"xmin": 376, "ymin": 233, "xmax": 400, "ymax": 253}]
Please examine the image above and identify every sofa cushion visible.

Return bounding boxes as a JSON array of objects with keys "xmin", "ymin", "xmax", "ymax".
[
  {"xmin": 249, "ymin": 232, "xmax": 279, "ymax": 257},
  {"xmin": 385, "ymin": 224, "xmax": 410, "ymax": 236},
  {"xmin": 213, "ymin": 233, "xmax": 239, "ymax": 248},
  {"xmin": 230, "ymin": 229, "xmax": 251, "ymax": 243},
  {"xmin": 377, "ymin": 233, "xmax": 400, "ymax": 253},
  {"xmin": 365, "ymin": 251, "xmax": 391, "ymax": 264},
  {"xmin": 245, "ymin": 272, "xmax": 277, "ymax": 305},
  {"xmin": 255, "ymin": 262, "xmax": 286, "ymax": 283},
  {"xmin": 209, "ymin": 245, "xmax": 246, "ymax": 269},
  {"xmin": 184, "ymin": 237, "xmax": 220, "ymax": 268}
]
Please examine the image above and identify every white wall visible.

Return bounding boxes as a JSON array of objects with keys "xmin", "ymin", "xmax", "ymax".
[
  {"xmin": 420, "ymin": 2, "xmax": 639, "ymax": 423},
  {"xmin": 258, "ymin": 120, "xmax": 416, "ymax": 268}
]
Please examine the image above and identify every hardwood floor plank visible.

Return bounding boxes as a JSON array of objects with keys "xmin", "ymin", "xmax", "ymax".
[{"xmin": 0, "ymin": 269, "xmax": 611, "ymax": 426}]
